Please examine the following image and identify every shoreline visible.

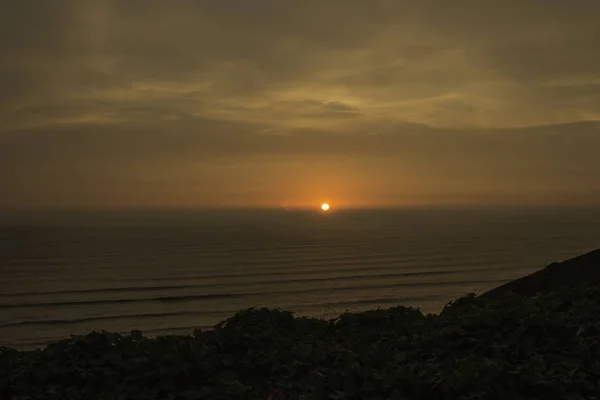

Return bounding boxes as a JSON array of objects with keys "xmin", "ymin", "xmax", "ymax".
[
  {"xmin": 2, "ymin": 248, "xmax": 599, "ymax": 398},
  {"xmin": 4, "ymin": 248, "xmax": 599, "ymax": 352}
]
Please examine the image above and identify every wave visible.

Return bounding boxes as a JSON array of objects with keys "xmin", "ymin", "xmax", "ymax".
[
  {"xmin": 0, "ymin": 310, "xmax": 223, "ymax": 328},
  {"xmin": 0, "ymin": 284, "xmax": 198, "ymax": 298},
  {"xmin": 0, "ymin": 278, "xmax": 509, "ymax": 310},
  {"xmin": 0, "ymin": 294, "xmax": 451, "ymax": 329},
  {"xmin": 0, "ymin": 263, "xmax": 529, "ymax": 298},
  {"xmin": 0, "ymin": 292, "xmax": 240, "ymax": 309}
]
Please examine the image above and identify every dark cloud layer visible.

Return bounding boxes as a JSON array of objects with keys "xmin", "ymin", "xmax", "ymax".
[{"xmin": 1, "ymin": 1, "xmax": 599, "ymax": 208}]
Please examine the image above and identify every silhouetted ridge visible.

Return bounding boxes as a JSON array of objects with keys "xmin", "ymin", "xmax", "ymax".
[{"xmin": 482, "ymin": 248, "xmax": 600, "ymax": 298}]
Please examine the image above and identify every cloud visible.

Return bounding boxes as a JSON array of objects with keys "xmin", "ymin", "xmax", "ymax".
[
  {"xmin": 2, "ymin": 0, "xmax": 600, "ymax": 132},
  {"xmin": 3, "ymin": 119, "xmax": 600, "ymax": 208},
  {"xmin": 1, "ymin": 1, "xmax": 600, "ymax": 208}
]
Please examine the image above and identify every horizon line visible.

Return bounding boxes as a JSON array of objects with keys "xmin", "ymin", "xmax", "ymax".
[{"xmin": 2, "ymin": 203, "xmax": 600, "ymax": 213}]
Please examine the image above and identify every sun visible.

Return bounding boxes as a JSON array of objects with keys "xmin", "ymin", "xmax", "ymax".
[{"xmin": 321, "ymin": 203, "xmax": 330, "ymax": 211}]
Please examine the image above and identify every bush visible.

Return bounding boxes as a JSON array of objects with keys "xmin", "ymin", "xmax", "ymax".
[{"xmin": 2, "ymin": 287, "xmax": 600, "ymax": 399}]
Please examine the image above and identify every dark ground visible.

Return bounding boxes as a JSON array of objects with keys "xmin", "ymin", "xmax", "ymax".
[{"xmin": 482, "ymin": 248, "xmax": 600, "ymax": 299}]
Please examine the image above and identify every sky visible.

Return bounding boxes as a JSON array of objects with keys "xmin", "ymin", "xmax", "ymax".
[{"xmin": 1, "ymin": 0, "xmax": 600, "ymax": 209}]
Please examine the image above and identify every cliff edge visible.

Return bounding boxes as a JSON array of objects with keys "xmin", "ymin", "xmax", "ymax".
[{"xmin": 482, "ymin": 248, "xmax": 600, "ymax": 299}]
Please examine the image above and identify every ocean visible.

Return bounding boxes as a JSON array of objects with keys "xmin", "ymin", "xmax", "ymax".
[{"xmin": 1, "ymin": 207, "xmax": 600, "ymax": 349}]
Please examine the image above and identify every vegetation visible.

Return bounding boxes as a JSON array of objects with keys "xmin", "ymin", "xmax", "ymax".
[{"xmin": 2, "ymin": 286, "xmax": 600, "ymax": 399}]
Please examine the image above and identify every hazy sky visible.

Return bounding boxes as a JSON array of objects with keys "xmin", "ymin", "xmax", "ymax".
[{"xmin": 2, "ymin": 1, "xmax": 600, "ymax": 209}]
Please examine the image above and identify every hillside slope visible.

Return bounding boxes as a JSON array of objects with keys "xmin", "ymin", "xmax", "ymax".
[{"xmin": 482, "ymin": 248, "xmax": 600, "ymax": 299}]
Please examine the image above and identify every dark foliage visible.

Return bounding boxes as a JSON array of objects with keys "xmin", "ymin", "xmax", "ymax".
[{"xmin": 3, "ymin": 286, "xmax": 600, "ymax": 399}]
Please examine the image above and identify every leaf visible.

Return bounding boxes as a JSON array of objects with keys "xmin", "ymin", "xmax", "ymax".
[{"xmin": 130, "ymin": 330, "xmax": 143, "ymax": 341}]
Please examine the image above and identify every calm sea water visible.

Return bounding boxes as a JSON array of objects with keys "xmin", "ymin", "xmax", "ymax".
[{"xmin": 1, "ymin": 207, "xmax": 600, "ymax": 349}]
